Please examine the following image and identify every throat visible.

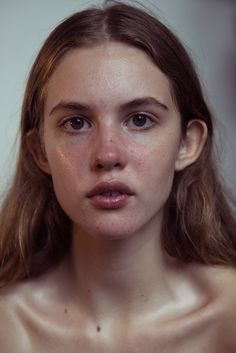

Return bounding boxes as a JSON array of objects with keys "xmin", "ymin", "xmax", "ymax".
[{"xmin": 68, "ymin": 231, "xmax": 173, "ymax": 321}]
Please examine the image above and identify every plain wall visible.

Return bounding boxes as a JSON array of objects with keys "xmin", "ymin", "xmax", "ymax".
[{"xmin": 0, "ymin": 0, "xmax": 235, "ymax": 197}]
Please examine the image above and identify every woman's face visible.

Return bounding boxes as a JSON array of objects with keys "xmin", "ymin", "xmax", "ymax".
[{"xmin": 41, "ymin": 42, "xmax": 184, "ymax": 239}]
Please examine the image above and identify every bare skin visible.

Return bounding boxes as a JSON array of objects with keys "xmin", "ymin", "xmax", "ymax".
[
  {"xmin": 1, "ymin": 259, "xmax": 236, "ymax": 352},
  {"xmin": 0, "ymin": 43, "xmax": 235, "ymax": 352}
]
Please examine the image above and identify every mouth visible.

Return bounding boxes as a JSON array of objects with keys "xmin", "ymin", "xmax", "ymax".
[{"xmin": 86, "ymin": 181, "xmax": 135, "ymax": 209}]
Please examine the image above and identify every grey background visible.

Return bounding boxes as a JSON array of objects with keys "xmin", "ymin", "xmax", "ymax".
[{"xmin": 0, "ymin": 0, "xmax": 235, "ymax": 197}]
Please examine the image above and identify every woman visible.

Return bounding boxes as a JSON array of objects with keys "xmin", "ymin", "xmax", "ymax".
[{"xmin": 0, "ymin": 1, "xmax": 236, "ymax": 352}]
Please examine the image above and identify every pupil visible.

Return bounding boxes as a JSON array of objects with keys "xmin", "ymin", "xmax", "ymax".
[
  {"xmin": 134, "ymin": 115, "xmax": 146, "ymax": 127},
  {"xmin": 70, "ymin": 118, "xmax": 84, "ymax": 129}
]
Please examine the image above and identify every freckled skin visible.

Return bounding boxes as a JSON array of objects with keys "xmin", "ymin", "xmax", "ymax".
[
  {"xmin": 1, "ymin": 43, "xmax": 236, "ymax": 353},
  {"xmin": 43, "ymin": 43, "xmax": 183, "ymax": 240}
]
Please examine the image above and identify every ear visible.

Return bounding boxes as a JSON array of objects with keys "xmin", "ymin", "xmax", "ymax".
[
  {"xmin": 26, "ymin": 129, "xmax": 51, "ymax": 175},
  {"xmin": 175, "ymin": 119, "xmax": 208, "ymax": 171}
]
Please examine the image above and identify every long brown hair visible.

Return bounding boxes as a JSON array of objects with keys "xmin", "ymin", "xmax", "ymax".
[{"xmin": 0, "ymin": 1, "xmax": 235, "ymax": 285}]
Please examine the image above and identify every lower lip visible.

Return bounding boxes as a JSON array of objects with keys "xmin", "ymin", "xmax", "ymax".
[{"xmin": 88, "ymin": 194, "xmax": 131, "ymax": 209}]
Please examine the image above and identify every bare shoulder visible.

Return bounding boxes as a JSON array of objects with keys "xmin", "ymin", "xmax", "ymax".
[
  {"xmin": 147, "ymin": 262, "xmax": 236, "ymax": 352},
  {"xmin": 0, "ymin": 264, "xmax": 73, "ymax": 352},
  {"xmin": 0, "ymin": 262, "xmax": 73, "ymax": 321},
  {"xmin": 209, "ymin": 265, "xmax": 236, "ymax": 351},
  {"xmin": 0, "ymin": 261, "xmax": 87, "ymax": 353},
  {"xmin": 189, "ymin": 264, "xmax": 236, "ymax": 352},
  {"xmin": 0, "ymin": 280, "xmax": 33, "ymax": 352}
]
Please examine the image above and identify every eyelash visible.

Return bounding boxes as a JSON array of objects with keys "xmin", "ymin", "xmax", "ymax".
[
  {"xmin": 125, "ymin": 113, "xmax": 155, "ymax": 130},
  {"xmin": 61, "ymin": 116, "xmax": 91, "ymax": 132},
  {"xmin": 60, "ymin": 113, "xmax": 155, "ymax": 133}
]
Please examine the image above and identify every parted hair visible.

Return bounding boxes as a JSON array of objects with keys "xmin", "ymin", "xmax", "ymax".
[{"xmin": 0, "ymin": 1, "xmax": 236, "ymax": 285}]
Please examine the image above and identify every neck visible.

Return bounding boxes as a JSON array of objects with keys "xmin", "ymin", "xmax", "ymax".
[{"xmin": 67, "ymin": 217, "xmax": 174, "ymax": 325}]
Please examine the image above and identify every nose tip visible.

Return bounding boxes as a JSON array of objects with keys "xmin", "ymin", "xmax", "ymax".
[{"xmin": 90, "ymin": 137, "xmax": 127, "ymax": 172}]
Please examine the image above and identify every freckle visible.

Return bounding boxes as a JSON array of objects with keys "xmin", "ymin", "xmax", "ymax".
[
  {"xmin": 87, "ymin": 289, "xmax": 91, "ymax": 294},
  {"xmin": 64, "ymin": 308, "xmax": 68, "ymax": 314},
  {"xmin": 97, "ymin": 325, "xmax": 101, "ymax": 332}
]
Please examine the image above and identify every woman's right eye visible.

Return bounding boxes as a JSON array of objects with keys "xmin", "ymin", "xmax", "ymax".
[{"xmin": 62, "ymin": 117, "xmax": 91, "ymax": 132}]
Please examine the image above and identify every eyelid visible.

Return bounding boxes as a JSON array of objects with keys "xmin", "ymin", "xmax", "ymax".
[
  {"xmin": 60, "ymin": 115, "xmax": 92, "ymax": 132},
  {"xmin": 126, "ymin": 111, "xmax": 156, "ymax": 120},
  {"xmin": 124, "ymin": 112, "xmax": 156, "ymax": 129}
]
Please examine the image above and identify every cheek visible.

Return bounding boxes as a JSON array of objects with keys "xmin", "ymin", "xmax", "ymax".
[
  {"xmin": 136, "ymin": 138, "xmax": 180, "ymax": 200},
  {"xmin": 45, "ymin": 140, "xmax": 88, "ymax": 196},
  {"xmin": 46, "ymin": 137, "xmax": 87, "ymax": 171},
  {"xmin": 134, "ymin": 136, "xmax": 180, "ymax": 174}
]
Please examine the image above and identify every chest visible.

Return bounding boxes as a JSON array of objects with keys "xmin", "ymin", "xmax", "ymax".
[{"xmin": 4, "ymin": 316, "xmax": 226, "ymax": 353}]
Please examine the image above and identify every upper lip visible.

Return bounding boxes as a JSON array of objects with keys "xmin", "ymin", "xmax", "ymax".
[{"xmin": 86, "ymin": 181, "xmax": 135, "ymax": 198}]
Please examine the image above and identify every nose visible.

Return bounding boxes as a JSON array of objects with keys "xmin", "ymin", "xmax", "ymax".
[{"xmin": 90, "ymin": 127, "xmax": 128, "ymax": 172}]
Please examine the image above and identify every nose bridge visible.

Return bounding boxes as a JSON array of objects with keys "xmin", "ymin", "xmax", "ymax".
[
  {"xmin": 90, "ymin": 121, "xmax": 127, "ymax": 171},
  {"xmin": 99, "ymin": 120, "xmax": 118, "ymax": 144}
]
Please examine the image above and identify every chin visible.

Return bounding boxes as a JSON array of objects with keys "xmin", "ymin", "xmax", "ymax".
[{"xmin": 75, "ymin": 219, "xmax": 141, "ymax": 241}]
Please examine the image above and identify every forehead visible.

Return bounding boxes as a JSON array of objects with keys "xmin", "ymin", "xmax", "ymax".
[{"xmin": 45, "ymin": 42, "xmax": 174, "ymax": 112}]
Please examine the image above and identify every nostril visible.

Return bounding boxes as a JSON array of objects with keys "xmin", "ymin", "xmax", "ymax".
[
  {"xmin": 96, "ymin": 163, "xmax": 104, "ymax": 170},
  {"xmin": 95, "ymin": 161, "xmax": 121, "ymax": 170}
]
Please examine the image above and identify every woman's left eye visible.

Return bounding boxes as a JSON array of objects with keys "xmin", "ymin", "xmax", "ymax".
[{"xmin": 126, "ymin": 113, "xmax": 155, "ymax": 130}]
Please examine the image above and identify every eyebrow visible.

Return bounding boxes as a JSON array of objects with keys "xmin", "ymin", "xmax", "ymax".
[
  {"xmin": 49, "ymin": 101, "xmax": 90, "ymax": 116},
  {"xmin": 120, "ymin": 97, "xmax": 168, "ymax": 112},
  {"xmin": 49, "ymin": 96, "xmax": 168, "ymax": 116}
]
